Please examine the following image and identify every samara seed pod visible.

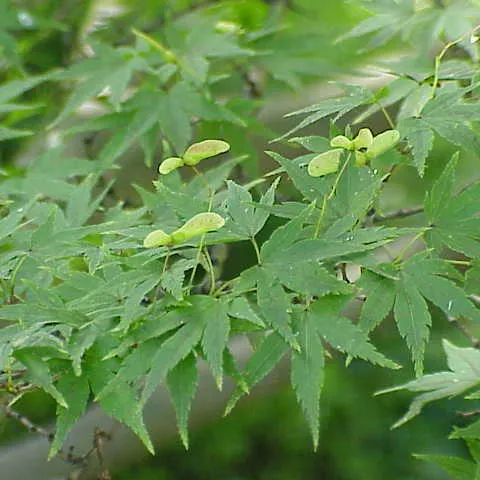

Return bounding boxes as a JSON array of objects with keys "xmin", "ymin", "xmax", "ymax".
[
  {"xmin": 352, "ymin": 128, "xmax": 374, "ymax": 151},
  {"xmin": 158, "ymin": 157, "xmax": 184, "ymax": 175},
  {"xmin": 367, "ymin": 130, "xmax": 400, "ymax": 159},
  {"xmin": 143, "ymin": 229, "xmax": 172, "ymax": 248},
  {"xmin": 183, "ymin": 140, "xmax": 230, "ymax": 166},
  {"xmin": 354, "ymin": 150, "xmax": 368, "ymax": 166},
  {"xmin": 307, "ymin": 149, "xmax": 342, "ymax": 177},
  {"xmin": 169, "ymin": 212, "xmax": 226, "ymax": 244},
  {"xmin": 330, "ymin": 135, "xmax": 353, "ymax": 150}
]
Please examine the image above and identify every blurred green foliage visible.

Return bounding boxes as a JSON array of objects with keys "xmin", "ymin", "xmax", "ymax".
[
  {"xmin": 1, "ymin": 1, "xmax": 480, "ymax": 479},
  {"xmin": 117, "ymin": 328, "xmax": 468, "ymax": 480}
]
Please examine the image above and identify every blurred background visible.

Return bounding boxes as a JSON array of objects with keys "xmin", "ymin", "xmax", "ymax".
[{"xmin": 1, "ymin": 0, "xmax": 479, "ymax": 479}]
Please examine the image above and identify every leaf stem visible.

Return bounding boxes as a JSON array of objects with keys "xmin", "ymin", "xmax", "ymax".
[
  {"xmin": 314, "ymin": 195, "xmax": 328, "ymax": 239},
  {"xmin": 445, "ymin": 259, "xmax": 472, "ymax": 266},
  {"xmin": 188, "ymin": 247, "xmax": 203, "ymax": 294},
  {"xmin": 192, "ymin": 165, "xmax": 213, "ymax": 192},
  {"xmin": 188, "ymin": 191, "xmax": 215, "ymax": 293},
  {"xmin": 213, "ymin": 277, "xmax": 239, "ymax": 297},
  {"xmin": 328, "ymin": 154, "xmax": 350, "ymax": 201},
  {"xmin": 131, "ymin": 28, "xmax": 176, "ymax": 63},
  {"xmin": 9, "ymin": 254, "xmax": 27, "ymax": 302},
  {"xmin": 431, "ymin": 23, "xmax": 480, "ymax": 98},
  {"xmin": 313, "ymin": 153, "xmax": 350, "ymax": 238},
  {"xmin": 376, "ymin": 99, "xmax": 395, "ymax": 130},
  {"xmin": 153, "ymin": 248, "xmax": 171, "ymax": 300},
  {"xmin": 204, "ymin": 246, "xmax": 216, "ymax": 295},
  {"xmin": 392, "ymin": 229, "xmax": 428, "ymax": 264},
  {"xmin": 162, "ymin": 249, "xmax": 171, "ymax": 276},
  {"xmin": 250, "ymin": 236, "xmax": 262, "ymax": 265}
]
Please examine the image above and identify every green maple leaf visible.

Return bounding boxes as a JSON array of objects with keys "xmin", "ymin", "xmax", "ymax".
[
  {"xmin": 256, "ymin": 267, "xmax": 299, "ymax": 350},
  {"xmin": 0, "ymin": 73, "xmax": 52, "ymax": 105},
  {"xmin": 465, "ymin": 266, "xmax": 480, "ymax": 296},
  {"xmin": 399, "ymin": 87, "xmax": 480, "ymax": 176},
  {"xmin": 225, "ymin": 179, "xmax": 278, "ymax": 238},
  {"xmin": 275, "ymin": 83, "xmax": 373, "ymax": 141},
  {"xmin": 354, "ymin": 78, "xmax": 417, "ymax": 124},
  {"xmin": 0, "ymin": 126, "xmax": 32, "ymax": 141},
  {"xmin": 269, "ymin": 227, "xmax": 405, "ymax": 266},
  {"xmin": 358, "ymin": 270, "xmax": 396, "ymax": 334},
  {"xmin": 50, "ymin": 372, "xmax": 89, "ymax": 459},
  {"xmin": 325, "ymin": 163, "xmax": 383, "ymax": 236},
  {"xmin": 260, "ymin": 204, "xmax": 313, "ymax": 262},
  {"xmin": 403, "ymin": 254, "xmax": 480, "ymax": 323},
  {"xmin": 225, "ymin": 332, "xmax": 289, "ymax": 415},
  {"xmin": 309, "ymin": 296, "xmax": 398, "ymax": 368},
  {"xmin": 14, "ymin": 349, "xmax": 67, "ymax": 407},
  {"xmin": 50, "ymin": 44, "xmax": 147, "ymax": 128},
  {"xmin": 378, "ymin": 340, "xmax": 480, "ymax": 428},
  {"xmin": 161, "ymin": 259, "xmax": 194, "ymax": 301},
  {"xmin": 337, "ymin": 0, "xmax": 419, "ymax": 49},
  {"xmin": 414, "ymin": 453, "xmax": 477, "ymax": 480},
  {"xmin": 140, "ymin": 305, "xmax": 206, "ymax": 405},
  {"xmin": 265, "ymin": 151, "xmax": 331, "ymax": 202},
  {"xmin": 360, "ymin": 253, "xmax": 480, "ymax": 375},
  {"xmin": 425, "ymin": 154, "xmax": 480, "ymax": 258},
  {"xmin": 267, "ymin": 260, "xmax": 352, "ymax": 298},
  {"xmin": 87, "ymin": 344, "xmax": 154, "ymax": 454},
  {"xmin": 291, "ymin": 310, "xmax": 325, "ymax": 450},
  {"xmin": 201, "ymin": 298, "xmax": 230, "ymax": 390},
  {"xmin": 397, "ymin": 117, "xmax": 433, "ymax": 176},
  {"xmin": 394, "ymin": 275, "xmax": 431, "ymax": 376},
  {"xmin": 96, "ymin": 91, "xmax": 165, "ymax": 168},
  {"xmin": 452, "ymin": 420, "xmax": 480, "ymax": 442},
  {"xmin": 167, "ymin": 354, "xmax": 198, "ymax": 449}
]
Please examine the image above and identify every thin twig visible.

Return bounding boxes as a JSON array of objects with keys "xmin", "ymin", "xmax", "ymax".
[
  {"xmin": 0, "ymin": 369, "xmax": 26, "ymax": 379},
  {"xmin": 431, "ymin": 23, "xmax": 480, "ymax": 98},
  {"xmin": 457, "ymin": 409, "xmax": 480, "ymax": 417},
  {"xmin": 4, "ymin": 404, "xmax": 53, "ymax": 440},
  {"xmin": 448, "ymin": 315, "xmax": 480, "ymax": 348},
  {"xmin": 470, "ymin": 294, "xmax": 480, "ymax": 305},
  {"xmin": 0, "ymin": 379, "xmax": 31, "ymax": 393},
  {"xmin": 371, "ymin": 205, "xmax": 424, "ymax": 223},
  {"xmin": 236, "ymin": 65, "xmax": 263, "ymax": 99},
  {"xmin": 2, "ymin": 401, "xmax": 114, "ymax": 474},
  {"xmin": 94, "ymin": 428, "xmax": 112, "ymax": 480}
]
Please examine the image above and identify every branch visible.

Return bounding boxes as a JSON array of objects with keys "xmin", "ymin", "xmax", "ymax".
[
  {"xmin": 448, "ymin": 316, "xmax": 480, "ymax": 348},
  {"xmin": 2, "ymin": 401, "xmax": 113, "ymax": 476},
  {"xmin": 237, "ymin": 66, "xmax": 263, "ymax": 99},
  {"xmin": 4, "ymin": 404, "xmax": 53, "ymax": 440},
  {"xmin": 469, "ymin": 294, "xmax": 480, "ymax": 306},
  {"xmin": 370, "ymin": 205, "xmax": 424, "ymax": 223}
]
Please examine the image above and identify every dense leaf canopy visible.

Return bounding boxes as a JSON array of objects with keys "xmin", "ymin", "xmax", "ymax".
[{"xmin": 1, "ymin": 1, "xmax": 480, "ymax": 477}]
